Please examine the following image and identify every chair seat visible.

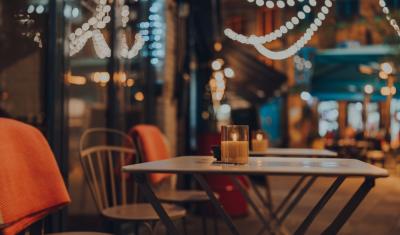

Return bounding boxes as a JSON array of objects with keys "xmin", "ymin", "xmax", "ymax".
[
  {"xmin": 48, "ymin": 233, "xmax": 112, "ymax": 235},
  {"xmin": 156, "ymin": 190, "xmax": 216, "ymax": 203},
  {"xmin": 101, "ymin": 203, "xmax": 186, "ymax": 221},
  {"xmin": 367, "ymin": 150, "xmax": 385, "ymax": 160}
]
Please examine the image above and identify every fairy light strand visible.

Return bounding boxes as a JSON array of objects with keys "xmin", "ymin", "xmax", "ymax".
[
  {"xmin": 379, "ymin": 0, "xmax": 400, "ymax": 37},
  {"xmin": 224, "ymin": 0, "xmax": 319, "ymax": 45},
  {"xmin": 224, "ymin": 0, "xmax": 334, "ymax": 60},
  {"xmin": 69, "ymin": 0, "xmax": 144, "ymax": 59}
]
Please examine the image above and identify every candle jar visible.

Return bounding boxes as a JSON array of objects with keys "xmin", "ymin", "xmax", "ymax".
[
  {"xmin": 221, "ymin": 125, "xmax": 249, "ymax": 164},
  {"xmin": 251, "ymin": 130, "xmax": 269, "ymax": 152}
]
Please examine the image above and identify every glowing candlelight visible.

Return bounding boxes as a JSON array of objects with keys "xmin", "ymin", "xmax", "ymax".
[
  {"xmin": 221, "ymin": 125, "xmax": 249, "ymax": 164},
  {"xmin": 252, "ymin": 130, "xmax": 269, "ymax": 152}
]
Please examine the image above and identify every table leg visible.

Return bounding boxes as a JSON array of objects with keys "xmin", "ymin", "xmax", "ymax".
[
  {"xmin": 133, "ymin": 173, "xmax": 180, "ymax": 235},
  {"xmin": 230, "ymin": 176, "xmax": 272, "ymax": 234},
  {"xmin": 274, "ymin": 176, "xmax": 307, "ymax": 216},
  {"xmin": 321, "ymin": 177, "xmax": 375, "ymax": 235},
  {"xmin": 193, "ymin": 174, "xmax": 241, "ymax": 235},
  {"xmin": 248, "ymin": 177, "xmax": 276, "ymax": 219},
  {"xmin": 277, "ymin": 176, "xmax": 317, "ymax": 224},
  {"xmin": 294, "ymin": 176, "xmax": 346, "ymax": 235}
]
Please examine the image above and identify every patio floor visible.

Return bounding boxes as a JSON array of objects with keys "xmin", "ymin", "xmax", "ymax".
[{"xmin": 178, "ymin": 161, "xmax": 400, "ymax": 235}]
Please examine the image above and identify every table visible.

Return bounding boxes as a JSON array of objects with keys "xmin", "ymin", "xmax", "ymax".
[
  {"xmin": 249, "ymin": 147, "xmax": 338, "ymax": 229},
  {"xmin": 250, "ymin": 148, "xmax": 338, "ymax": 157},
  {"xmin": 123, "ymin": 156, "xmax": 388, "ymax": 235}
]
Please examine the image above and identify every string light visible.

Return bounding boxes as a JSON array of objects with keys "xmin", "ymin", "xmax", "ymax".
[
  {"xmin": 69, "ymin": 0, "xmax": 144, "ymax": 59},
  {"xmin": 224, "ymin": 0, "xmax": 334, "ymax": 60},
  {"xmin": 379, "ymin": 0, "xmax": 400, "ymax": 37},
  {"xmin": 246, "ymin": 0, "xmax": 316, "ymax": 9}
]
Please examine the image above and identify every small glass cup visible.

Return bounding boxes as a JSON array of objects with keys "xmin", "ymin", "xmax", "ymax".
[
  {"xmin": 221, "ymin": 125, "xmax": 249, "ymax": 164},
  {"xmin": 251, "ymin": 130, "xmax": 269, "ymax": 152}
]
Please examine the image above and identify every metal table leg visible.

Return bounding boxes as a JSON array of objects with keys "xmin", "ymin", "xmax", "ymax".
[
  {"xmin": 230, "ymin": 176, "xmax": 272, "ymax": 235},
  {"xmin": 247, "ymin": 177, "xmax": 275, "ymax": 218},
  {"xmin": 133, "ymin": 173, "xmax": 180, "ymax": 235},
  {"xmin": 277, "ymin": 176, "xmax": 317, "ymax": 224},
  {"xmin": 322, "ymin": 177, "xmax": 375, "ymax": 235},
  {"xmin": 274, "ymin": 176, "xmax": 307, "ymax": 216},
  {"xmin": 294, "ymin": 176, "xmax": 346, "ymax": 235},
  {"xmin": 194, "ymin": 174, "xmax": 241, "ymax": 235}
]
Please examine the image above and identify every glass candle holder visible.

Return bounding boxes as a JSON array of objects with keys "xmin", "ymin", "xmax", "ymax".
[
  {"xmin": 251, "ymin": 130, "xmax": 269, "ymax": 152},
  {"xmin": 221, "ymin": 125, "xmax": 249, "ymax": 164}
]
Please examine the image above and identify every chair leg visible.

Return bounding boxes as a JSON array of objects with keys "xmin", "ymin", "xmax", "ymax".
[
  {"xmin": 212, "ymin": 207, "xmax": 219, "ymax": 235},
  {"xmin": 182, "ymin": 217, "xmax": 188, "ymax": 235},
  {"xmin": 202, "ymin": 205, "xmax": 207, "ymax": 235}
]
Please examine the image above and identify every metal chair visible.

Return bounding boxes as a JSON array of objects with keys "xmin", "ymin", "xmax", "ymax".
[
  {"xmin": 130, "ymin": 125, "xmax": 219, "ymax": 235},
  {"xmin": 80, "ymin": 128, "xmax": 186, "ymax": 234}
]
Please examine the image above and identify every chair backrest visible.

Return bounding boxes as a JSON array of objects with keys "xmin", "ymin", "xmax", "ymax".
[
  {"xmin": 0, "ymin": 118, "xmax": 70, "ymax": 235},
  {"xmin": 129, "ymin": 125, "xmax": 173, "ymax": 185},
  {"xmin": 79, "ymin": 128, "xmax": 137, "ymax": 212}
]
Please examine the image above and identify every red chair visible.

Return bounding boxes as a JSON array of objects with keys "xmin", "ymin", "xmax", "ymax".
[
  {"xmin": 0, "ymin": 118, "xmax": 110, "ymax": 235},
  {"xmin": 130, "ymin": 125, "xmax": 218, "ymax": 235}
]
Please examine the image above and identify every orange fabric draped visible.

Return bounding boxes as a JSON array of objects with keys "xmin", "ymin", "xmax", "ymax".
[
  {"xmin": 0, "ymin": 118, "xmax": 70, "ymax": 235},
  {"xmin": 129, "ymin": 125, "xmax": 172, "ymax": 185}
]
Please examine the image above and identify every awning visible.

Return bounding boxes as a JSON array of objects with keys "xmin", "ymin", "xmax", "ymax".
[
  {"xmin": 222, "ymin": 41, "xmax": 287, "ymax": 104},
  {"xmin": 311, "ymin": 44, "xmax": 400, "ymax": 101}
]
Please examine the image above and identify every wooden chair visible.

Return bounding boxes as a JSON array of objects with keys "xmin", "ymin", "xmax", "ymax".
[
  {"xmin": 79, "ymin": 128, "xmax": 186, "ymax": 234},
  {"xmin": 130, "ymin": 125, "xmax": 218, "ymax": 235}
]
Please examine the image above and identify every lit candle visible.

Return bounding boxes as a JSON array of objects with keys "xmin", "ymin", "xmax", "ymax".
[
  {"xmin": 251, "ymin": 131, "xmax": 269, "ymax": 152},
  {"xmin": 221, "ymin": 126, "xmax": 249, "ymax": 164}
]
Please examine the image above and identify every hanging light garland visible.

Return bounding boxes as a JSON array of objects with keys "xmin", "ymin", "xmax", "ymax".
[
  {"xmin": 69, "ymin": 0, "xmax": 144, "ymax": 59},
  {"xmin": 224, "ymin": 0, "xmax": 334, "ymax": 60},
  {"xmin": 379, "ymin": 0, "xmax": 400, "ymax": 37},
  {"xmin": 246, "ymin": 0, "xmax": 316, "ymax": 9}
]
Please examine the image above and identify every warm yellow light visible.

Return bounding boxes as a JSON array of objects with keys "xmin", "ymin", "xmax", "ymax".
[
  {"xmin": 126, "ymin": 79, "xmax": 135, "ymax": 87},
  {"xmin": 359, "ymin": 65, "xmax": 374, "ymax": 75},
  {"xmin": 209, "ymin": 79, "xmax": 216, "ymax": 88},
  {"xmin": 231, "ymin": 132, "xmax": 238, "ymax": 141},
  {"xmin": 214, "ymin": 71, "xmax": 224, "ymax": 81},
  {"xmin": 201, "ymin": 111, "xmax": 210, "ymax": 120},
  {"xmin": 68, "ymin": 75, "xmax": 87, "ymax": 85},
  {"xmin": 381, "ymin": 62, "xmax": 393, "ymax": 75},
  {"xmin": 256, "ymin": 133, "xmax": 264, "ymax": 141},
  {"xmin": 364, "ymin": 84, "xmax": 374, "ymax": 94},
  {"xmin": 116, "ymin": 72, "xmax": 127, "ymax": 83},
  {"xmin": 211, "ymin": 59, "xmax": 223, "ymax": 70},
  {"xmin": 134, "ymin": 91, "xmax": 144, "ymax": 101},
  {"xmin": 381, "ymin": 86, "xmax": 391, "ymax": 96},
  {"xmin": 391, "ymin": 86, "xmax": 397, "ymax": 95},
  {"xmin": 214, "ymin": 42, "xmax": 222, "ymax": 52},
  {"xmin": 216, "ymin": 80, "xmax": 225, "ymax": 89},
  {"xmin": 379, "ymin": 71, "xmax": 388, "ymax": 80},
  {"xmin": 224, "ymin": 67, "xmax": 235, "ymax": 78},
  {"xmin": 92, "ymin": 72, "xmax": 110, "ymax": 84}
]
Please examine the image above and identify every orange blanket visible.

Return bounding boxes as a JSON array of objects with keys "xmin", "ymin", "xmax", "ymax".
[
  {"xmin": 0, "ymin": 118, "xmax": 70, "ymax": 235},
  {"xmin": 129, "ymin": 125, "xmax": 172, "ymax": 185}
]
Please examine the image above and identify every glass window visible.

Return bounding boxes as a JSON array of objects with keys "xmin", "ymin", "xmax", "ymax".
[
  {"xmin": 0, "ymin": 1, "xmax": 48, "ymax": 127},
  {"xmin": 318, "ymin": 101, "xmax": 339, "ymax": 137}
]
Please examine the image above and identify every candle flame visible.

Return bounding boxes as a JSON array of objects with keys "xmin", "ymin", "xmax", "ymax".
[{"xmin": 231, "ymin": 133, "xmax": 238, "ymax": 141}]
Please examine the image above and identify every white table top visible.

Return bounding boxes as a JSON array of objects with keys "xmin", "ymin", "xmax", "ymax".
[
  {"xmin": 250, "ymin": 148, "xmax": 338, "ymax": 157},
  {"xmin": 123, "ymin": 156, "xmax": 388, "ymax": 178}
]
